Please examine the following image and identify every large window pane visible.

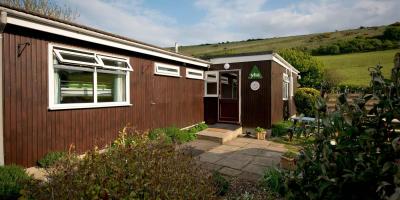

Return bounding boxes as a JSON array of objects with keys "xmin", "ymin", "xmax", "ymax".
[
  {"xmin": 55, "ymin": 69, "xmax": 94, "ymax": 103},
  {"xmin": 97, "ymin": 72, "xmax": 126, "ymax": 102}
]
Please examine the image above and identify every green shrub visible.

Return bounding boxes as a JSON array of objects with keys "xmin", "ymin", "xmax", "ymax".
[
  {"xmin": 271, "ymin": 121, "xmax": 292, "ymax": 137},
  {"xmin": 282, "ymin": 151, "xmax": 297, "ymax": 159},
  {"xmin": 294, "ymin": 88, "xmax": 320, "ymax": 117},
  {"xmin": 38, "ymin": 151, "xmax": 66, "ymax": 168},
  {"xmin": 23, "ymin": 130, "xmax": 216, "ymax": 199},
  {"xmin": 148, "ymin": 123, "xmax": 207, "ymax": 144},
  {"xmin": 284, "ymin": 61, "xmax": 400, "ymax": 199},
  {"xmin": 384, "ymin": 26, "xmax": 400, "ymax": 40},
  {"xmin": 212, "ymin": 171, "xmax": 229, "ymax": 196},
  {"xmin": 0, "ymin": 165, "xmax": 30, "ymax": 199},
  {"xmin": 279, "ymin": 49, "xmax": 324, "ymax": 87},
  {"xmin": 260, "ymin": 167, "xmax": 284, "ymax": 195}
]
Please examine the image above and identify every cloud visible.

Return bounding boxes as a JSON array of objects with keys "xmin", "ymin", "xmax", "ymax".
[{"xmin": 66, "ymin": 0, "xmax": 400, "ymax": 47}]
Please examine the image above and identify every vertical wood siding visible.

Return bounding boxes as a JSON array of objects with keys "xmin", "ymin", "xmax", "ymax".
[
  {"xmin": 3, "ymin": 26, "xmax": 204, "ymax": 167},
  {"xmin": 208, "ymin": 61, "xmax": 271, "ymax": 128}
]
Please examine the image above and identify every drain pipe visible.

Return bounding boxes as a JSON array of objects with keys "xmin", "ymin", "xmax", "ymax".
[{"xmin": 0, "ymin": 11, "xmax": 7, "ymax": 165}]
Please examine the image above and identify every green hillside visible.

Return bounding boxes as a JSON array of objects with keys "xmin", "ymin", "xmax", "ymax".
[
  {"xmin": 175, "ymin": 26, "xmax": 387, "ymax": 58},
  {"xmin": 316, "ymin": 49, "xmax": 399, "ymax": 86}
]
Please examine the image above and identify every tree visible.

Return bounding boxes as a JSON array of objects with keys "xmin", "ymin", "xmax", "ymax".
[
  {"xmin": 384, "ymin": 26, "xmax": 400, "ymax": 41},
  {"xmin": 0, "ymin": 0, "xmax": 78, "ymax": 21},
  {"xmin": 279, "ymin": 49, "xmax": 324, "ymax": 88}
]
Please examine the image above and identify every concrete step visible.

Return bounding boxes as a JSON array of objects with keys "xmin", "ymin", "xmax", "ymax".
[{"xmin": 197, "ymin": 123, "xmax": 242, "ymax": 144}]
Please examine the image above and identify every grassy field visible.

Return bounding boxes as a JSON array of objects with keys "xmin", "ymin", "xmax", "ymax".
[
  {"xmin": 173, "ymin": 26, "xmax": 387, "ymax": 58},
  {"xmin": 315, "ymin": 49, "xmax": 399, "ymax": 86}
]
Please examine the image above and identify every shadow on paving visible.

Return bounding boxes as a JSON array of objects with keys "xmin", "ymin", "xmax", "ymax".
[{"xmin": 180, "ymin": 137, "xmax": 286, "ymax": 182}]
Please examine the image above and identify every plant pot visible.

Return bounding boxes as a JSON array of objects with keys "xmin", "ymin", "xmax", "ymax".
[
  {"xmin": 256, "ymin": 131, "xmax": 266, "ymax": 140},
  {"xmin": 280, "ymin": 156, "xmax": 296, "ymax": 170},
  {"xmin": 266, "ymin": 129, "xmax": 272, "ymax": 140}
]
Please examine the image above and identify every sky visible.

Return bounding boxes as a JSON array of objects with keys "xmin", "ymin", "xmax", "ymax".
[{"xmin": 59, "ymin": 0, "xmax": 400, "ymax": 47}]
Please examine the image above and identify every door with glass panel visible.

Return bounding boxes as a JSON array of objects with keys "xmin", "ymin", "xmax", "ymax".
[{"xmin": 218, "ymin": 71, "xmax": 240, "ymax": 123}]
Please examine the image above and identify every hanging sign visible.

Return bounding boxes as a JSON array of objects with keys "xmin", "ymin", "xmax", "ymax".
[{"xmin": 248, "ymin": 65, "xmax": 263, "ymax": 79}]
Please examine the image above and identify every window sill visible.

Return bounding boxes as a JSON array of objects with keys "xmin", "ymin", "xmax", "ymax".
[
  {"xmin": 48, "ymin": 102, "xmax": 132, "ymax": 110},
  {"xmin": 154, "ymin": 72, "xmax": 182, "ymax": 78}
]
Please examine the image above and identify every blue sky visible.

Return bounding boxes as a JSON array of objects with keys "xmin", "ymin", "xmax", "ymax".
[{"xmin": 61, "ymin": 0, "xmax": 400, "ymax": 47}]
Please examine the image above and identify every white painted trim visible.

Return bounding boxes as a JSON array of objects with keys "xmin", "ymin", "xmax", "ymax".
[
  {"xmin": 49, "ymin": 102, "xmax": 132, "ymax": 110},
  {"xmin": 97, "ymin": 55, "xmax": 133, "ymax": 71},
  {"xmin": 3, "ymin": 8, "xmax": 210, "ymax": 68},
  {"xmin": 216, "ymin": 69, "xmax": 241, "ymax": 124},
  {"xmin": 209, "ymin": 53, "xmax": 300, "ymax": 74},
  {"xmin": 154, "ymin": 62, "xmax": 181, "ymax": 77},
  {"xmin": 204, "ymin": 71, "xmax": 219, "ymax": 97},
  {"xmin": 53, "ymin": 48, "xmax": 101, "ymax": 67},
  {"xmin": 48, "ymin": 43, "xmax": 131, "ymax": 110},
  {"xmin": 186, "ymin": 68, "xmax": 204, "ymax": 80}
]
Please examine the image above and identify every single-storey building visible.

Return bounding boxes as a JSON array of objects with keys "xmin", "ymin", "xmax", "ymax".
[
  {"xmin": 0, "ymin": 5, "xmax": 299, "ymax": 167},
  {"xmin": 205, "ymin": 52, "xmax": 300, "ymax": 128}
]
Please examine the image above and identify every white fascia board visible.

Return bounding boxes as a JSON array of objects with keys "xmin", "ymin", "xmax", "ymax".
[
  {"xmin": 5, "ymin": 13, "xmax": 210, "ymax": 68},
  {"xmin": 210, "ymin": 54, "xmax": 274, "ymax": 65},
  {"xmin": 209, "ymin": 53, "xmax": 300, "ymax": 75}
]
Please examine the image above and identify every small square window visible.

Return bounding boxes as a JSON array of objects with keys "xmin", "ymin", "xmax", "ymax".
[{"xmin": 205, "ymin": 71, "xmax": 219, "ymax": 97}]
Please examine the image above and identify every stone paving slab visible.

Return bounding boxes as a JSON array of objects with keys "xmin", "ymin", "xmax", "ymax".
[
  {"xmin": 192, "ymin": 136, "xmax": 289, "ymax": 182},
  {"xmin": 219, "ymin": 167, "xmax": 242, "ymax": 176},
  {"xmin": 242, "ymin": 163, "xmax": 267, "ymax": 175}
]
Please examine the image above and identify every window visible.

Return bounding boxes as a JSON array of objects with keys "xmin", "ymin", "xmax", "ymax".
[
  {"xmin": 186, "ymin": 68, "xmax": 204, "ymax": 80},
  {"xmin": 205, "ymin": 71, "xmax": 219, "ymax": 97},
  {"xmin": 54, "ymin": 48, "xmax": 101, "ymax": 66},
  {"xmin": 97, "ymin": 55, "xmax": 133, "ymax": 71},
  {"xmin": 154, "ymin": 62, "xmax": 180, "ymax": 77},
  {"xmin": 283, "ymin": 73, "xmax": 289, "ymax": 100},
  {"xmin": 49, "ymin": 44, "xmax": 131, "ymax": 110}
]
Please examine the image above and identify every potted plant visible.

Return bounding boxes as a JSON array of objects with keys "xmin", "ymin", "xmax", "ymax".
[
  {"xmin": 255, "ymin": 127, "xmax": 266, "ymax": 140},
  {"xmin": 280, "ymin": 151, "xmax": 297, "ymax": 170}
]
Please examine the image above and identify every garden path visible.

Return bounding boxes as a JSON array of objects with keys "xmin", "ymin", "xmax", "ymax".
[{"xmin": 184, "ymin": 137, "xmax": 287, "ymax": 182}]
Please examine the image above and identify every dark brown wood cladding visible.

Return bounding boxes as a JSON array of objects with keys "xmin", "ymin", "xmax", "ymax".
[
  {"xmin": 204, "ymin": 97, "xmax": 218, "ymax": 124},
  {"xmin": 270, "ymin": 61, "xmax": 297, "ymax": 124},
  {"xmin": 3, "ymin": 25, "xmax": 204, "ymax": 167},
  {"xmin": 209, "ymin": 61, "xmax": 271, "ymax": 128}
]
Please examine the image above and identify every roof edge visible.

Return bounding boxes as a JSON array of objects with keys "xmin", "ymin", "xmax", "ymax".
[{"xmin": 0, "ymin": 6, "xmax": 210, "ymax": 67}]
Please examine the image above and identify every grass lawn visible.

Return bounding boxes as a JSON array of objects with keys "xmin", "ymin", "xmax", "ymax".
[{"xmin": 315, "ymin": 49, "xmax": 400, "ymax": 86}]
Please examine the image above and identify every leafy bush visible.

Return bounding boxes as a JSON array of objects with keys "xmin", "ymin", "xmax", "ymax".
[
  {"xmin": 271, "ymin": 121, "xmax": 292, "ymax": 137},
  {"xmin": 212, "ymin": 171, "xmax": 229, "ymax": 196},
  {"xmin": 384, "ymin": 26, "xmax": 400, "ymax": 40},
  {"xmin": 37, "ymin": 151, "xmax": 66, "ymax": 168},
  {"xmin": 260, "ymin": 167, "xmax": 284, "ymax": 195},
  {"xmin": 284, "ymin": 56, "xmax": 400, "ymax": 199},
  {"xmin": 23, "ymin": 129, "xmax": 216, "ymax": 199},
  {"xmin": 279, "ymin": 49, "xmax": 324, "ymax": 88},
  {"xmin": 148, "ymin": 123, "xmax": 207, "ymax": 144},
  {"xmin": 294, "ymin": 88, "xmax": 320, "ymax": 117},
  {"xmin": 0, "ymin": 165, "xmax": 30, "ymax": 199}
]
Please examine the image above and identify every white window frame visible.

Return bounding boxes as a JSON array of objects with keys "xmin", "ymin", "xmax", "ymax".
[
  {"xmin": 204, "ymin": 71, "xmax": 219, "ymax": 97},
  {"xmin": 283, "ymin": 73, "xmax": 289, "ymax": 100},
  {"xmin": 53, "ymin": 48, "xmax": 102, "ymax": 67},
  {"xmin": 154, "ymin": 62, "xmax": 181, "ymax": 77},
  {"xmin": 48, "ymin": 44, "xmax": 131, "ymax": 110},
  {"xmin": 97, "ymin": 55, "xmax": 133, "ymax": 71},
  {"xmin": 186, "ymin": 68, "xmax": 204, "ymax": 80}
]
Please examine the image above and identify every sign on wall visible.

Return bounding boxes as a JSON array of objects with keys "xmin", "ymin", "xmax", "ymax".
[
  {"xmin": 248, "ymin": 65, "xmax": 263, "ymax": 79},
  {"xmin": 250, "ymin": 81, "xmax": 260, "ymax": 91}
]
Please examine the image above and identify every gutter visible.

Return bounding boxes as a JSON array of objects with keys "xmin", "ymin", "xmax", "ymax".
[
  {"xmin": 0, "ymin": 11, "xmax": 6, "ymax": 165},
  {"xmin": 0, "ymin": 6, "xmax": 211, "ymax": 68}
]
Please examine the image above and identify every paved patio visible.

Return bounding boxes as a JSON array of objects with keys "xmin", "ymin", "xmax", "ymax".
[{"xmin": 185, "ymin": 137, "xmax": 287, "ymax": 182}]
